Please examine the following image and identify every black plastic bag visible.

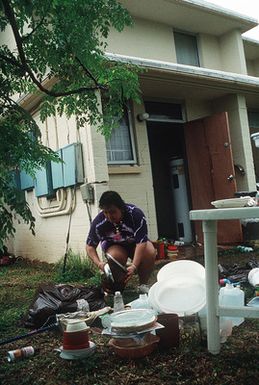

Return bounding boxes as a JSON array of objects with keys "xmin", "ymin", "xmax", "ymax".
[{"xmin": 24, "ymin": 284, "xmax": 106, "ymax": 328}]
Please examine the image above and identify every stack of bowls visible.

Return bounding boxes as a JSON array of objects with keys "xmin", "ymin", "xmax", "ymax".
[
  {"xmin": 108, "ymin": 333, "xmax": 160, "ymax": 359},
  {"xmin": 148, "ymin": 260, "xmax": 206, "ymax": 316},
  {"xmin": 108, "ymin": 309, "xmax": 159, "ymax": 358},
  {"xmin": 60, "ymin": 320, "xmax": 96, "ymax": 359}
]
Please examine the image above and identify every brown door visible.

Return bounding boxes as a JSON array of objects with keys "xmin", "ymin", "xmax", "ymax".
[{"xmin": 184, "ymin": 112, "xmax": 242, "ymax": 244}]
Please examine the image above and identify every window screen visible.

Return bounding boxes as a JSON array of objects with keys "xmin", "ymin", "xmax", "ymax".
[
  {"xmin": 248, "ymin": 110, "xmax": 259, "ymax": 128},
  {"xmin": 174, "ymin": 31, "xmax": 200, "ymax": 67},
  {"xmin": 106, "ymin": 110, "xmax": 135, "ymax": 164}
]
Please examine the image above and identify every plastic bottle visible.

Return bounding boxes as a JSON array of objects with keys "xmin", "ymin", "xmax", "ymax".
[
  {"xmin": 219, "ymin": 283, "xmax": 245, "ymax": 327},
  {"xmin": 7, "ymin": 346, "xmax": 38, "ymax": 362},
  {"xmin": 131, "ymin": 294, "xmax": 150, "ymax": 309},
  {"xmin": 113, "ymin": 291, "xmax": 124, "ymax": 313},
  {"xmin": 255, "ymin": 190, "xmax": 259, "ymax": 206}
]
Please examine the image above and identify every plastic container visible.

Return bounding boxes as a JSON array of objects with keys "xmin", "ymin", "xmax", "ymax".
[
  {"xmin": 149, "ymin": 276, "xmax": 205, "ymax": 316},
  {"xmin": 248, "ymin": 268, "xmax": 259, "ymax": 287},
  {"xmin": 157, "ymin": 260, "xmax": 205, "ymax": 282},
  {"xmin": 156, "ymin": 313, "xmax": 179, "ymax": 349},
  {"xmin": 219, "ymin": 284, "xmax": 245, "ymax": 327},
  {"xmin": 113, "ymin": 291, "xmax": 124, "ymax": 313},
  {"xmin": 130, "ymin": 294, "xmax": 151, "ymax": 309},
  {"xmin": 108, "ymin": 333, "xmax": 159, "ymax": 359},
  {"xmin": 198, "ymin": 306, "xmax": 233, "ymax": 343}
]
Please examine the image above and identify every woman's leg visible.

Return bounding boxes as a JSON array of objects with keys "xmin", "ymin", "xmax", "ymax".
[
  {"xmin": 136, "ymin": 241, "xmax": 156, "ymax": 285},
  {"xmin": 105, "ymin": 244, "xmax": 128, "ymax": 266}
]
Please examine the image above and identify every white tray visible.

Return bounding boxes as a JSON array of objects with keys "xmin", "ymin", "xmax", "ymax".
[{"xmin": 211, "ymin": 197, "xmax": 251, "ymax": 208}]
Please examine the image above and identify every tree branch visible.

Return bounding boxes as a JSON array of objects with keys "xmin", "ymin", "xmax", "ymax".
[
  {"xmin": 75, "ymin": 56, "xmax": 100, "ymax": 87},
  {"xmin": 2, "ymin": 0, "xmax": 107, "ymax": 97}
]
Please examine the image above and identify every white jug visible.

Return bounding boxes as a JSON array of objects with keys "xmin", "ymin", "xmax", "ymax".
[
  {"xmin": 219, "ymin": 283, "xmax": 245, "ymax": 327},
  {"xmin": 131, "ymin": 294, "xmax": 151, "ymax": 309}
]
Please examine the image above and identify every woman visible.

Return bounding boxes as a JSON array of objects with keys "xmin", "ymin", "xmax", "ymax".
[{"xmin": 86, "ymin": 191, "xmax": 156, "ymax": 291}]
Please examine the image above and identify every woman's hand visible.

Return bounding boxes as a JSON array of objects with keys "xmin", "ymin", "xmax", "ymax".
[{"xmin": 98, "ymin": 261, "xmax": 106, "ymax": 272}]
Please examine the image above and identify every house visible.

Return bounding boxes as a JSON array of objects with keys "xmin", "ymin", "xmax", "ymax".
[{"xmin": 7, "ymin": 0, "xmax": 259, "ymax": 262}]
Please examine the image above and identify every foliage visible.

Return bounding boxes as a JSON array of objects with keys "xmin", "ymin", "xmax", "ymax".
[
  {"xmin": 0, "ymin": 0, "xmax": 142, "ymax": 246},
  {"xmin": 54, "ymin": 249, "xmax": 102, "ymax": 285}
]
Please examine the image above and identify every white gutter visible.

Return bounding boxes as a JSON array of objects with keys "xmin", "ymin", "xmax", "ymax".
[
  {"xmin": 176, "ymin": 0, "xmax": 258, "ymax": 25},
  {"xmin": 105, "ymin": 52, "xmax": 259, "ymax": 89},
  {"xmin": 243, "ymin": 36, "xmax": 259, "ymax": 46}
]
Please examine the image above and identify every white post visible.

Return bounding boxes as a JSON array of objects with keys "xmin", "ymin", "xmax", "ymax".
[{"xmin": 203, "ymin": 220, "xmax": 220, "ymax": 354}]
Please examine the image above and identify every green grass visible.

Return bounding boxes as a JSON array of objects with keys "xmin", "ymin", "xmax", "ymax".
[
  {"xmin": 0, "ymin": 252, "xmax": 259, "ymax": 385},
  {"xmin": 53, "ymin": 249, "xmax": 102, "ymax": 285}
]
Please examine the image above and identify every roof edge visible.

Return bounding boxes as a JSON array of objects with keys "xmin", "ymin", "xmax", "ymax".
[
  {"xmin": 105, "ymin": 52, "xmax": 259, "ymax": 87},
  {"xmin": 169, "ymin": 0, "xmax": 258, "ymax": 30}
]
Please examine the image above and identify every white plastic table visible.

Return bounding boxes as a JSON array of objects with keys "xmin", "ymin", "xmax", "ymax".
[{"xmin": 190, "ymin": 207, "xmax": 259, "ymax": 354}]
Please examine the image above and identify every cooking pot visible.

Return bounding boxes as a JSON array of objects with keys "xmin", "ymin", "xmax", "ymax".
[{"xmin": 102, "ymin": 255, "xmax": 127, "ymax": 293}]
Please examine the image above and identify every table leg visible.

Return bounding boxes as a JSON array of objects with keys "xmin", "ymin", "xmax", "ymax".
[{"xmin": 202, "ymin": 220, "xmax": 220, "ymax": 354}]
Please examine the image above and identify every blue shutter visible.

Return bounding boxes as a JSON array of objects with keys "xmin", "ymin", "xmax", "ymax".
[
  {"xmin": 20, "ymin": 170, "xmax": 34, "ymax": 190},
  {"xmin": 62, "ymin": 143, "xmax": 84, "ymax": 187},
  {"xmin": 51, "ymin": 150, "xmax": 64, "ymax": 189},
  {"xmin": 34, "ymin": 163, "xmax": 53, "ymax": 197}
]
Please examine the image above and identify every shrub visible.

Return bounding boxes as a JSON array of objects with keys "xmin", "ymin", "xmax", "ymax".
[{"xmin": 54, "ymin": 249, "xmax": 102, "ymax": 285}]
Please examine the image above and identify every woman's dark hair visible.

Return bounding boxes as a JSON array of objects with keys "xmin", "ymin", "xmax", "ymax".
[{"xmin": 99, "ymin": 191, "xmax": 126, "ymax": 211}]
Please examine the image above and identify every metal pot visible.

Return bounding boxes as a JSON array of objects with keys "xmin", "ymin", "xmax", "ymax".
[{"xmin": 103, "ymin": 263, "xmax": 114, "ymax": 283}]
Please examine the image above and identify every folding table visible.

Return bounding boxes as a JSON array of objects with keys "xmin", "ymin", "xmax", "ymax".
[{"xmin": 190, "ymin": 207, "xmax": 259, "ymax": 354}]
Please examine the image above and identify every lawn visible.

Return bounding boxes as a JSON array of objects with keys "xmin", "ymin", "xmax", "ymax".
[{"xmin": 0, "ymin": 252, "xmax": 259, "ymax": 385}]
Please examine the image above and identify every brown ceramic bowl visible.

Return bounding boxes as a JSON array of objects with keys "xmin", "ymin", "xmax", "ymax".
[{"xmin": 108, "ymin": 333, "xmax": 160, "ymax": 359}]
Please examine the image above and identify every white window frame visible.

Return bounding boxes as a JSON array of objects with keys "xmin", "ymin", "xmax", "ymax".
[{"xmin": 106, "ymin": 105, "xmax": 137, "ymax": 165}]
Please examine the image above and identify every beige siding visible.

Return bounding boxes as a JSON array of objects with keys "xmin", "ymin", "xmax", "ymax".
[
  {"xmin": 246, "ymin": 59, "xmax": 256, "ymax": 76},
  {"xmin": 11, "ymin": 109, "xmax": 109, "ymax": 262},
  {"xmin": 108, "ymin": 102, "xmax": 158, "ymax": 242},
  {"xmin": 199, "ymin": 34, "xmax": 222, "ymax": 70},
  {"xmin": 220, "ymin": 30, "xmax": 247, "ymax": 74},
  {"xmin": 106, "ymin": 17, "xmax": 177, "ymax": 62}
]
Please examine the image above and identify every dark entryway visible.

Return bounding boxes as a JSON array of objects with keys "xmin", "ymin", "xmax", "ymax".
[{"xmin": 147, "ymin": 121, "xmax": 187, "ymax": 239}]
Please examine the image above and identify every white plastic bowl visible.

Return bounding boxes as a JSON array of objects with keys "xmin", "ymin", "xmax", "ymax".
[
  {"xmin": 65, "ymin": 320, "xmax": 89, "ymax": 333},
  {"xmin": 157, "ymin": 260, "xmax": 205, "ymax": 282},
  {"xmin": 153, "ymin": 276, "xmax": 206, "ymax": 316}
]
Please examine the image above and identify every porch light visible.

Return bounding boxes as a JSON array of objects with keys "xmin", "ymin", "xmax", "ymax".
[
  {"xmin": 251, "ymin": 133, "xmax": 259, "ymax": 148},
  {"xmin": 137, "ymin": 112, "xmax": 149, "ymax": 122}
]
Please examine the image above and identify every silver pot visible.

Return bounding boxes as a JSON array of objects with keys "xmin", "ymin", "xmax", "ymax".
[{"xmin": 103, "ymin": 263, "xmax": 114, "ymax": 283}]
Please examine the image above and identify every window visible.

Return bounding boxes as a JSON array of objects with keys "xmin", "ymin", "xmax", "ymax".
[
  {"xmin": 248, "ymin": 110, "xmax": 259, "ymax": 128},
  {"xmin": 145, "ymin": 101, "xmax": 183, "ymax": 122},
  {"xmin": 106, "ymin": 108, "xmax": 136, "ymax": 164},
  {"xmin": 174, "ymin": 31, "xmax": 200, "ymax": 67}
]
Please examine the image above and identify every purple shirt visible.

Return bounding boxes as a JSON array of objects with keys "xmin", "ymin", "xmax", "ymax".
[{"xmin": 86, "ymin": 204, "xmax": 148, "ymax": 250}]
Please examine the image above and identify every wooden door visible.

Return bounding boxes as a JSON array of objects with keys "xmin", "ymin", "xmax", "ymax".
[{"xmin": 184, "ymin": 112, "xmax": 242, "ymax": 244}]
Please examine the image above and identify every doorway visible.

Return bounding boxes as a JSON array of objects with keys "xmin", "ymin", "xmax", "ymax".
[{"xmin": 146, "ymin": 121, "xmax": 192, "ymax": 240}]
